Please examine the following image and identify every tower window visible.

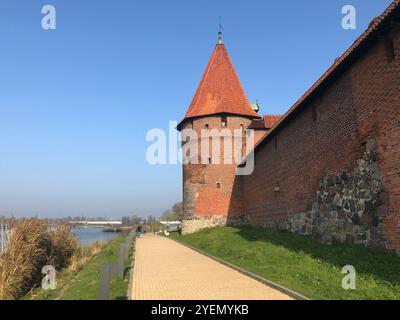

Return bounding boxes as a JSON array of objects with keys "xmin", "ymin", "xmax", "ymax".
[
  {"xmin": 216, "ymin": 182, "xmax": 221, "ymax": 189},
  {"xmin": 208, "ymin": 157, "xmax": 212, "ymax": 164},
  {"xmin": 221, "ymin": 115, "xmax": 227, "ymax": 127},
  {"xmin": 205, "ymin": 123, "xmax": 209, "ymax": 130},
  {"xmin": 240, "ymin": 124, "xmax": 244, "ymax": 132},
  {"xmin": 190, "ymin": 120, "xmax": 194, "ymax": 129},
  {"xmin": 274, "ymin": 181, "xmax": 280, "ymax": 193}
]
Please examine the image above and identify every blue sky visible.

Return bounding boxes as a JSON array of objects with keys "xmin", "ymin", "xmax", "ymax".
[{"xmin": 0, "ymin": 0, "xmax": 392, "ymax": 218}]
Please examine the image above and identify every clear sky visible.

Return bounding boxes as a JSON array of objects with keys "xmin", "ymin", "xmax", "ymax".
[{"xmin": 0, "ymin": 0, "xmax": 392, "ymax": 218}]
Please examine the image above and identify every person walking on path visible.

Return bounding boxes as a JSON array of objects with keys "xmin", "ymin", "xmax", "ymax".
[{"xmin": 135, "ymin": 225, "xmax": 142, "ymax": 238}]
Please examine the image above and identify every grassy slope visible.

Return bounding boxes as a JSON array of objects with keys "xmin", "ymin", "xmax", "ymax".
[
  {"xmin": 24, "ymin": 268, "xmax": 79, "ymax": 300},
  {"xmin": 170, "ymin": 226, "xmax": 400, "ymax": 300},
  {"xmin": 60, "ymin": 232, "xmax": 132, "ymax": 300}
]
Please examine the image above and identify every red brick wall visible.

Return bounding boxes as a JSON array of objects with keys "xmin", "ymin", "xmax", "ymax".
[
  {"xmin": 254, "ymin": 130, "xmax": 268, "ymax": 145},
  {"xmin": 182, "ymin": 115, "xmax": 254, "ymax": 217},
  {"xmin": 234, "ymin": 30, "xmax": 400, "ymax": 250}
]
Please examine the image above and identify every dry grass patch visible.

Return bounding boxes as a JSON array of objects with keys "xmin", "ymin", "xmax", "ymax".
[{"xmin": 0, "ymin": 219, "xmax": 77, "ymax": 300}]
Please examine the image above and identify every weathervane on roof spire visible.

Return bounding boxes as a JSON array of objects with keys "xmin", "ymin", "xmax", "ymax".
[{"xmin": 217, "ymin": 16, "xmax": 223, "ymax": 45}]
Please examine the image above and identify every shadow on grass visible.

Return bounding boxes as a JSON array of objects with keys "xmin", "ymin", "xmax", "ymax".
[
  {"xmin": 123, "ymin": 266, "xmax": 132, "ymax": 279},
  {"xmin": 233, "ymin": 225, "xmax": 400, "ymax": 284}
]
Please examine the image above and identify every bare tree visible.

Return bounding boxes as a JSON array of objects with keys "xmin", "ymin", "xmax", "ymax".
[{"xmin": 161, "ymin": 202, "xmax": 185, "ymax": 221}]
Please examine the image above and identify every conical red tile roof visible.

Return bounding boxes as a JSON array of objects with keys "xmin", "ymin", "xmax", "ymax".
[{"xmin": 179, "ymin": 42, "xmax": 259, "ymax": 128}]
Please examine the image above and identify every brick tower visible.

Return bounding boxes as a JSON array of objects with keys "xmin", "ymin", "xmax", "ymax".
[{"xmin": 177, "ymin": 33, "xmax": 260, "ymax": 223}]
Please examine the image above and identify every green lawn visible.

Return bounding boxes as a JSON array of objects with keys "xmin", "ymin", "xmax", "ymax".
[
  {"xmin": 24, "ymin": 268, "xmax": 79, "ymax": 300},
  {"xmin": 60, "ymin": 232, "xmax": 133, "ymax": 300},
  {"xmin": 169, "ymin": 226, "xmax": 400, "ymax": 300}
]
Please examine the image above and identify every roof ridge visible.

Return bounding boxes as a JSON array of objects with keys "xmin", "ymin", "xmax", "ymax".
[
  {"xmin": 186, "ymin": 45, "xmax": 218, "ymax": 118},
  {"xmin": 250, "ymin": 0, "xmax": 400, "ymax": 152}
]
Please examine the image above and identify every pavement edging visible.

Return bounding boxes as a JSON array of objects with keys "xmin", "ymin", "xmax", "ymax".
[
  {"xmin": 127, "ymin": 237, "xmax": 137, "ymax": 300},
  {"xmin": 169, "ymin": 236, "xmax": 310, "ymax": 301}
]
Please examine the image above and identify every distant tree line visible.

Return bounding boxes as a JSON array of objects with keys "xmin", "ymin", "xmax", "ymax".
[
  {"xmin": 160, "ymin": 202, "xmax": 187, "ymax": 221},
  {"xmin": 121, "ymin": 215, "xmax": 144, "ymax": 226}
]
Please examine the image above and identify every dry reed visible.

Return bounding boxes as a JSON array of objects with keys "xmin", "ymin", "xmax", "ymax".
[
  {"xmin": 0, "ymin": 219, "xmax": 77, "ymax": 300},
  {"xmin": 67, "ymin": 241, "xmax": 104, "ymax": 273}
]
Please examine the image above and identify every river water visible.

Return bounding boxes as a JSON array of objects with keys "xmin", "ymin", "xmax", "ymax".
[{"xmin": 71, "ymin": 227, "xmax": 120, "ymax": 247}]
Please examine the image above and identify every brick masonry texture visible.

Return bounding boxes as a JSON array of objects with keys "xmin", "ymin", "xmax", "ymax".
[
  {"xmin": 180, "ymin": 3, "xmax": 400, "ymax": 252},
  {"xmin": 181, "ymin": 116, "xmax": 252, "ymax": 218},
  {"xmin": 231, "ymin": 24, "xmax": 400, "ymax": 252},
  {"xmin": 287, "ymin": 139, "xmax": 386, "ymax": 248}
]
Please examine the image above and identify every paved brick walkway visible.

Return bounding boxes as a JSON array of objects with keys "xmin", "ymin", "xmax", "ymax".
[{"xmin": 131, "ymin": 234, "xmax": 293, "ymax": 300}]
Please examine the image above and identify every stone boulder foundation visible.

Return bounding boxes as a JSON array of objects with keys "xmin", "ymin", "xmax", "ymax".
[
  {"xmin": 287, "ymin": 139, "xmax": 387, "ymax": 249},
  {"xmin": 181, "ymin": 216, "xmax": 227, "ymax": 235}
]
